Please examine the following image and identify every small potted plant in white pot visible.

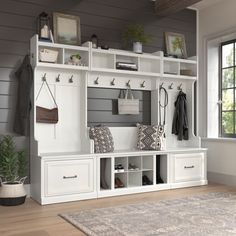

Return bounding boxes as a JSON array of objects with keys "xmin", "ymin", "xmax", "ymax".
[
  {"xmin": 0, "ymin": 135, "xmax": 27, "ymax": 206},
  {"xmin": 123, "ymin": 24, "xmax": 152, "ymax": 54}
]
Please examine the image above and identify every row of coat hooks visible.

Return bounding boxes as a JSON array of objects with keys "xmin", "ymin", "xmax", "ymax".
[
  {"xmin": 42, "ymin": 73, "xmax": 74, "ymax": 83},
  {"xmin": 160, "ymin": 82, "xmax": 183, "ymax": 91},
  {"xmin": 93, "ymin": 77, "xmax": 146, "ymax": 88}
]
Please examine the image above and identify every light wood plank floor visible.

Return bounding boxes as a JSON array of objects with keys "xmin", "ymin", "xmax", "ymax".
[{"xmin": 0, "ymin": 184, "xmax": 235, "ymax": 236}]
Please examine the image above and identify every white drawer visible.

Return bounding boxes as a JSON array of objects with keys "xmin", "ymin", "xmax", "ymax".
[
  {"xmin": 45, "ymin": 159, "xmax": 94, "ymax": 197},
  {"xmin": 173, "ymin": 153, "xmax": 204, "ymax": 182}
]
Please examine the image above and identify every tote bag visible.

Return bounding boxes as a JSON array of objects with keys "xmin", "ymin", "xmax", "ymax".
[
  {"xmin": 118, "ymin": 87, "xmax": 139, "ymax": 115},
  {"xmin": 36, "ymin": 79, "xmax": 58, "ymax": 124}
]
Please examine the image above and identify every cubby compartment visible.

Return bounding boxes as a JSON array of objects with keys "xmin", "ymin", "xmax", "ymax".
[
  {"xmin": 163, "ymin": 59, "xmax": 179, "ymax": 75},
  {"xmin": 128, "ymin": 156, "xmax": 142, "ymax": 171},
  {"xmin": 114, "ymin": 157, "xmax": 128, "ymax": 173},
  {"xmin": 180, "ymin": 62, "xmax": 197, "ymax": 77},
  {"xmin": 139, "ymin": 58, "xmax": 160, "ymax": 74},
  {"xmin": 128, "ymin": 171, "xmax": 142, "ymax": 187},
  {"xmin": 64, "ymin": 48, "xmax": 89, "ymax": 68},
  {"xmin": 115, "ymin": 172, "xmax": 127, "ymax": 189},
  {"xmin": 156, "ymin": 155, "xmax": 168, "ymax": 184},
  {"xmin": 142, "ymin": 170, "xmax": 154, "ymax": 186},
  {"xmin": 92, "ymin": 51, "xmax": 115, "ymax": 70},
  {"xmin": 142, "ymin": 155, "xmax": 154, "ymax": 171},
  {"xmin": 100, "ymin": 158, "xmax": 112, "ymax": 190},
  {"xmin": 38, "ymin": 46, "xmax": 63, "ymax": 64},
  {"xmin": 116, "ymin": 55, "xmax": 139, "ymax": 71}
]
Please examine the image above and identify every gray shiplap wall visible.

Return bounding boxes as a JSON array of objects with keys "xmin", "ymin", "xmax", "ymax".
[{"xmin": 0, "ymin": 0, "xmax": 196, "ymax": 180}]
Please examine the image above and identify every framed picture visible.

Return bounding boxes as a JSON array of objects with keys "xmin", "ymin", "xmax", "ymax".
[
  {"xmin": 53, "ymin": 12, "xmax": 81, "ymax": 45},
  {"xmin": 165, "ymin": 32, "xmax": 187, "ymax": 59}
]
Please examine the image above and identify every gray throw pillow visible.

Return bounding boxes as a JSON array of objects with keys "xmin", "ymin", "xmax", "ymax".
[
  {"xmin": 137, "ymin": 124, "xmax": 163, "ymax": 150},
  {"xmin": 89, "ymin": 126, "xmax": 114, "ymax": 153}
]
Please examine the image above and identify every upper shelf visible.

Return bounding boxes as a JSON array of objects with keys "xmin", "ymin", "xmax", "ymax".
[{"xmin": 30, "ymin": 35, "xmax": 197, "ymax": 80}]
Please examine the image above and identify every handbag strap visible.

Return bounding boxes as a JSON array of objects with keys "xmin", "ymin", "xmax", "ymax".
[
  {"xmin": 36, "ymin": 80, "xmax": 58, "ymax": 107},
  {"xmin": 125, "ymin": 86, "xmax": 134, "ymax": 100},
  {"xmin": 159, "ymin": 86, "xmax": 168, "ymax": 126}
]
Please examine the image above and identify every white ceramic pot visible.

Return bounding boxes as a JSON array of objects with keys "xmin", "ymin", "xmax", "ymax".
[
  {"xmin": 133, "ymin": 42, "xmax": 143, "ymax": 54},
  {"xmin": 0, "ymin": 178, "xmax": 27, "ymax": 206}
]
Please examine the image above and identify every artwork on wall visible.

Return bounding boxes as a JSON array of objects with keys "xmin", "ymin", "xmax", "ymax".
[
  {"xmin": 165, "ymin": 32, "xmax": 187, "ymax": 59},
  {"xmin": 53, "ymin": 12, "xmax": 81, "ymax": 45}
]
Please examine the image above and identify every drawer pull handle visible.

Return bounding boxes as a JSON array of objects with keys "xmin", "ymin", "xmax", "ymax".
[
  {"xmin": 184, "ymin": 165, "xmax": 194, "ymax": 169},
  {"xmin": 63, "ymin": 175, "xmax": 78, "ymax": 179}
]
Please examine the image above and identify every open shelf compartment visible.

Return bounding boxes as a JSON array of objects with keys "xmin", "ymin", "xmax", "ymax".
[
  {"xmin": 156, "ymin": 155, "xmax": 168, "ymax": 185},
  {"xmin": 100, "ymin": 158, "xmax": 112, "ymax": 191}
]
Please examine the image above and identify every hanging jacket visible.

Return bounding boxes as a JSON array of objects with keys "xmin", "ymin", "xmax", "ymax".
[
  {"xmin": 13, "ymin": 55, "xmax": 33, "ymax": 136},
  {"xmin": 172, "ymin": 91, "xmax": 189, "ymax": 141}
]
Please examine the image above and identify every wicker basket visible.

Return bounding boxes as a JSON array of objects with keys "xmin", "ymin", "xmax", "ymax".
[{"xmin": 39, "ymin": 48, "xmax": 58, "ymax": 63}]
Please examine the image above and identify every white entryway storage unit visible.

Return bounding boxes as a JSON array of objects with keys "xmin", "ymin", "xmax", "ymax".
[{"xmin": 30, "ymin": 35, "xmax": 207, "ymax": 205}]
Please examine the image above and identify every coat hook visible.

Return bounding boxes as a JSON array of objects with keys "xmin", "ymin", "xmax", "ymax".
[
  {"xmin": 168, "ymin": 83, "xmax": 174, "ymax": 90},
  {"xmin": 178, "ymin": 83, "xmax": 182, "ymax": 91},
  {"xmin": 56, "ymin": 74, "xmax": 60, "ymax": 82},
  {"xmin": 42, "ymin": 73, "xmax": 46, "ymax": 81},
  {"xmin": 126, "ymin": 80, "xmax": 131, "ymax": 87},
  {"xmin": 141, "ymin": 81, "xmax": 146, "ymax": 88},
  {"xmin": 94, "ymin": 77, "xmax": 99, "ymax": 85},
  {"xmin": 69, "ymin": 75, "xmax": 73, "ymax": 83},
  {"xmin": 111, "ymin": 78, "xmax": 115, "ymax": 86},
  {"xmin": 160, "ymin": 82, "xmax": 164, "ymax": 89}
]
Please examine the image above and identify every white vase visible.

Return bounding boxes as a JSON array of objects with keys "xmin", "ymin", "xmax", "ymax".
[
  {"xmin": 0, "ymin": 178, "xmax": 27, "ymax": 206},
  {"xmin": 133, "ymin": 42, "xmax": 143, "ymax": 54}
]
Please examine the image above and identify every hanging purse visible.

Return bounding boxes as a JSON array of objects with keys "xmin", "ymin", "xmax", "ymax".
[
  {"xmin": 118, "ymin": 87, "xmax": 139, "ymax": 115},
  {"xmin": 36, "ymin": 79, "xmax": 58, "ymax": 124}
]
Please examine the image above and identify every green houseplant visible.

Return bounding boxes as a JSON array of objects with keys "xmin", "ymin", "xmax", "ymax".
[
  {"xmin": 0, "ymin": 135, "xmax": 27, "ymax": 206},
  {"xmin": 122, "ymin": 24, "xmax": 152, "ymax": 53}
]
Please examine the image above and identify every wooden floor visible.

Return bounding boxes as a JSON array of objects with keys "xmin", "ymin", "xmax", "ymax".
[{"xmin": 0, "ymin": 184, "xmax": 235, "ymax": 236}]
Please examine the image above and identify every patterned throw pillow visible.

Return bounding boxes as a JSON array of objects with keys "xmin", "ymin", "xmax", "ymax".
[
  {"xmin": 89, "ymin": 126, "xmax": 114, "ymax": 153},
  {"xmin": 137, "ymin": 124, "xmax": 163, "ymax": 150}
]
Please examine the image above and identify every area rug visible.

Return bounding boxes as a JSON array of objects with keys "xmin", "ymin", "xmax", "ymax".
[{"xmin": 60, "ymin": 192, "xmax": 236, "ymax": 236}]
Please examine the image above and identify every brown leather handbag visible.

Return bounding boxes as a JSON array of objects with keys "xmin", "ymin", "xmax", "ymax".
[{"xmin": 36, "ymin": 79, "xmax": 58, "ymax": 124}]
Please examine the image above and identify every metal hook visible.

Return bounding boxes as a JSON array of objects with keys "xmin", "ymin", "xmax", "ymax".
[
  {"xmin": 168, "ymin": 83, "xmax": 174, "ymax": 90},
  {"xmin": 126, "ymin": 80, "xmax": 131, "ymax": 87},
  {"xmin": 111, "ymin": 78, "xmax": 115, "ymax": 86},
  {"xmin": 159, "ymin": 82, "xmax": 164, "ymax": 89},
  {"xmin": 141, "ymin": 81, "xmax": 146, "ymax": 88},
  {"xmin": 94, "ymin": 77, "xmax": 99, "ymax": 85},
  {"xmin": 42, "ymin": 73, "xmax": 46, "ymax": 81},
  {"xmin": 69, "ymin": 75, "xmax": 73, "ymax": 83},
  {"xmin": 56, "ymin": 74, "xmax": 60, "ymax": 82},
  {"xmin": 177, "ymin": 83, "xmax": 182, "ymax": 91}
]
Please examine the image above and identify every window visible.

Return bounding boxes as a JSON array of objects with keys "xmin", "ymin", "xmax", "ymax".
[{"xmin": 220, "ymin": 40, "xmax": 236, "ymax": 137}]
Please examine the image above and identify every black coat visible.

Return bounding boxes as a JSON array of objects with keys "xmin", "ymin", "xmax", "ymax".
[
  {"xmin": 172, "ymin": 91, "xmax": 189, "ymax": 140},
  {"xmin": 13, "ymin": 55, "xmax": 33, "ymax": 136}
]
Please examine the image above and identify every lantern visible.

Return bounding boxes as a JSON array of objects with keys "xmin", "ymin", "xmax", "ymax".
[
  {"xmin": 37, "ymin": 12, "xmax": 51, "ymax": 41},
  {"xmin": 91, "ymin": 34, "xmax": 98, "ymax": 48}
]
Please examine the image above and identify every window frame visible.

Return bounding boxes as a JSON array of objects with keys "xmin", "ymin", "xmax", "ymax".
[{"xmin": 219, "ymin": 39, "xmax": 236, "ymax": 138}]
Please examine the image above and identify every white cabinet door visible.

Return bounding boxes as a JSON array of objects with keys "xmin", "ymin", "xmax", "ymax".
[
  {"xmin": 45, "ymin": 159, "xmax": 94, "ymax": 197},
  {"xmin": 172, "ymin": 153, "xmax": 204, "ymax": 183}
]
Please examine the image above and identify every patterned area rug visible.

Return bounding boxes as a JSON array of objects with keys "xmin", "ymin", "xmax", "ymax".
[{"xmin": 60, "ymin": 192, "xmax": 236, "ymax": 236}]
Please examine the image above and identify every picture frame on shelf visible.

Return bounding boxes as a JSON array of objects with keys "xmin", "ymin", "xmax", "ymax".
[
  {"xmin": 165, "ymin": 32, "xmax": 187, "ymax": 59},
  {"xmin": 53, "ymin": 12, "xmax": 81, "ymax": 45}
]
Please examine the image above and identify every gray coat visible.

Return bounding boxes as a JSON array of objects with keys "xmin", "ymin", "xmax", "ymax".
[
  {"xmin": 13, "ymin": 55, "xmax": 33, "ymax": 136},
  {"xmin": 172, "ymin": 91, "xmax": 189, "ymax": 141}
]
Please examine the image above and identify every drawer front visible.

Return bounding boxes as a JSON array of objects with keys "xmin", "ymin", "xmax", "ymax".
[
  {"xmin": 173, "ymin": 153, "xmax": 204, "ymax": 182},
  {"xmin": 45, "ymin": 159, "xmax": 94, "ymax": 197}
]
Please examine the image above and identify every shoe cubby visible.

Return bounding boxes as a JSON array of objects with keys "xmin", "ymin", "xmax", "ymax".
[
  {"xmin": 142, "ymin": 155, "xmax": 154, "ymax": 171},
  {"xmin": 100, "ymin": 158, "xmax": 112, "ymax": 190},
  {"xmin": 128, "ymin": 171, "xmax": 142, "ymax": 187},
  {"xmin": 128, "ymin": 156, "xmax": 142, "ymax": 172},
  {"xmin": 115, "ymin": 172, "xmax": 128, "ymax": 189},
  {"xmin": 114, "ymin": 157, "xmax": 128, "ymax": 173},
  {"xmin": 142, "ymin": 170, "xmax": 154, "ymax": 186},
  {"xmin": 156, "ymin": 155, "xmax": 168, "ymax": 184}
]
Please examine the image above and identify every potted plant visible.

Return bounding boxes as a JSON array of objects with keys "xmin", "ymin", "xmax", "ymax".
[
  {"xmin": 122, "ymin": 24, "xmax": 152, "ymax": 54},
  {"xmin": 0, "ymin": 135, "xmax": 27, "ymax": 206}
]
